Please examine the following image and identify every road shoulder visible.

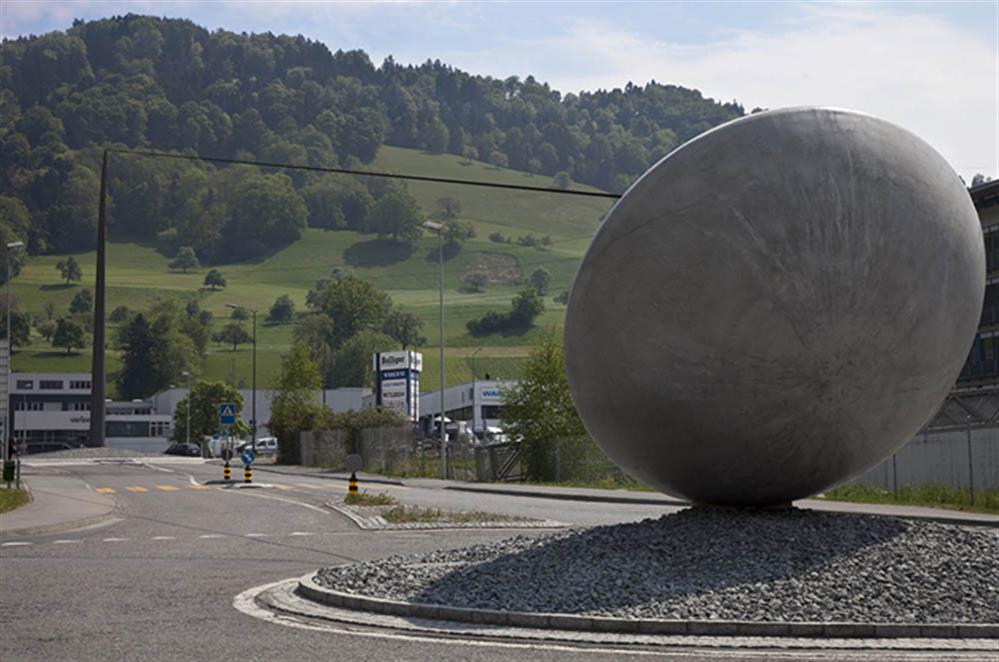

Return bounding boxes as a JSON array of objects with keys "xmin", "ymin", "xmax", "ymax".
[{"xmin": 0, "ymin": 469, "xmax": 116, "ymax": 537}]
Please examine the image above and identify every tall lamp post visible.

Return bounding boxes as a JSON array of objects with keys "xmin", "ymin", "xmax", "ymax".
[
  {"xmin": 422, "ymin": 221, "xmax": 446, "ymax": 479},
  {"xmin": 226, "ymin": 304, "xmax": 257, "ymax": 452},
  {"xmin": 4, "ymin": 240, "xmax": 24, "ymax": 465}
]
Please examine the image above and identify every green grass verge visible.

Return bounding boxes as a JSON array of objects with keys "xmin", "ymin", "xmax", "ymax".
[
  {"xmin": 380, "ymin": 504, "xmax": 530, "ymax": 524},
  {"xmin": 0, "ymin": 487, "xmax": 30, "ymax": 513},
  {"xmin": 819, "ymin": 484, "xmax": 999, "ymax": 515},
  {"xmin": 343, "ymin": 491, "xmax": 397, "ymax": 507}
]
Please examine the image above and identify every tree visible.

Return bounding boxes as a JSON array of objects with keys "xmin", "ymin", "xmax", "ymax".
[
  {"xmin": 68, "ymin": 288, "xmax": 93, "ymax": 315},
  {"xmin": 268, "ymin": 294, "xmax": 295, "ymax": 323},
  {"xmin": 461, "ymin": 146, "xmax": 478, "ymax": 164},
  {"xmin": 215, "ymin": 322, "xmax": 251, "ymax": 351},
  {"xmin": 168, "ymin": 246, "xmax": 200, "ymax": 273},
  {"xmin": 109, "ymin": 305, "xmax": 130, "ymax": 323},
  {"xmin": 307, "ymin": 274, "xmax": 392, "ymax": 348},
  {"xmin": 442, "ymin": 220, "xmax": 475, "ymax": 250},
  {"xmin": 367, "ymin": 186, "xmax": 424, "ymax": 244},
  {"xmin": 270, "ymin": 343, "xmax": 326, "ymax": 464},
  {"xmin": 501, "ymin": 328, "xmax": 586, "ymax": 481},
  {"xmin": 971, "ymin": 173, "xmax": 992, "ymax": 188},
  {"xmin": 382, "ymin": 309, "xmax": 426, "ymax": 349},
  {"xmin": 204, "ymin": 269, "xmax": 226, "ymax": 290},
  {"xmin": 489, "ymin": 150, "xmax": 509, "ymax": 169},
  {"xmin": 466, "ymin": 273, "xmax": 488, "ymax": 292},
  {"xmin": 36, "ymin": 318, "xmax": 56, "ymax": 342},
  {"xmin": 56, "ymin": 257, "xmax": 82, "ymax": 285},
  {"xmin": 0, "ymin": 305, "xmax": 31, "ymax": 347},
  {"xmin": 437, "ymin": 196, "xmax": 462, "ymax": 219},
  {"xmin": 116, "ymin": 308, "xmax": 196, "ymax": 399},
  {"xmin": 332, "ymin": 329, "xmax": 396, "ymax": 388},
  {"xmin": 510, "ymin": 287, "xmax": 545, "ymax": 326},
  {"xmin": 293, "ymin": 314, "xmax": 336, "ymax": 388},
  {"xmin": 172, "ymin": 380, "xmax": 247, "ymax": 445},
  {"xmin": 552, "ymin": 171, "xmax": 572, "ymax": 190},
  {"xmin": 53, "ymin": 318, "xmax": 85, "ymax": 354},
  {"xmin": 529, "ymin": 267, "xmax": 552, "ymax": 295}
]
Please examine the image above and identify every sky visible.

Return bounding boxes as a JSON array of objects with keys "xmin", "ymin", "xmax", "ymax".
[{"xmin": 2, "ymin": 1, "xmax": 997, "ymax": 182}]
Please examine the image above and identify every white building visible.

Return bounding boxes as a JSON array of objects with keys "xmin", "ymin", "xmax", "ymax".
[
  {"xmin": 8, "ymin": 371, "xmax": 372, "ymax": 454},
  {"xmin": 418, "ymin": 379, "xmax": 518, "ymax": 436}
]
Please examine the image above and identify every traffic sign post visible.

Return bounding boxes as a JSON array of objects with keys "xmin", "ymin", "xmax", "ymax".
[
  {"xmin": 218, "ymin": 403, "xmax": 237, "ymax": 427},
  {"xmin": 346, "ymin": 454, "xmax": 362, "ymax": 495},
  {"xmin": 241, "ymin": 448, "xmax": 255, "ymax": 466},
  {"xmin": 241, "ymin": 447, "xmax": 254, "ymax": 484}
]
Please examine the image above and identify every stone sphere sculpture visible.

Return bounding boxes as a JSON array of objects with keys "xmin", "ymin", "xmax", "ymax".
[{"xmin": 564, "ymin": 107, "xmax": 984, "ymax": 506}]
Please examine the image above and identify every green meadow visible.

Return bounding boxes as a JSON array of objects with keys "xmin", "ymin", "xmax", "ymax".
[{"xmin": 10, "ymin": 146, "xmax": 611, "ymax": 394}]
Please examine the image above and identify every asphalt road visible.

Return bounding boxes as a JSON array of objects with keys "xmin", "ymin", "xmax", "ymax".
[{"xmin": 0, "ymin": 459, "xmax": 979, "ymax": 661}]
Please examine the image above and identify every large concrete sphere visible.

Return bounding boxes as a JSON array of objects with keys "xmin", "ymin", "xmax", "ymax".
[{"xmin": 564, "ymin": 107, "xmax": 984, "ymax": 506}]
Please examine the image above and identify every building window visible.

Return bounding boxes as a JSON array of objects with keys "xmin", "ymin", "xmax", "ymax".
[
  {"xmin": 72, "ymin": 402, "xmax": 91, "ymax": 411},
  {"xmin": 481, "ymin": 405, "xmax": 504, "ymax": 420},
  {"xmin": 14, "ymin": 401, "xmax": 43, "ymax": 411},
  {"xmin": 39, "ymin": 380, "xmax": 64, "ymax": 390},
  {"xmin": 16, "ymin": 380, "xmax": 33, "ymax": 389},
  {"xmin": 69, "ymin": 380, "xmax": 91, "ymax": 390}
]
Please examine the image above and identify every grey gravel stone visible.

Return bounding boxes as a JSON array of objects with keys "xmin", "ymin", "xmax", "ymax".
[{"xmin": 315, "ymin": 507, "xmax": 999, "ymax": 624}]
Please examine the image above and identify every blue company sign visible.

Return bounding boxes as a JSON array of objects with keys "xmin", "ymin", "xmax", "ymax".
[
  {"xmin": 481, "ymin": 389, "xmax": 503, "ymax": 399},
  {"xmin": 380, "ymin": 369, "xmax": 409, "ymax": 380},
  {"xmin": 219, "ymin": 403, "xmax": 237, "ymax": 426},
  {"xmin": 241, "ymin": 448, "xmax": 255, "ymax": 465}
]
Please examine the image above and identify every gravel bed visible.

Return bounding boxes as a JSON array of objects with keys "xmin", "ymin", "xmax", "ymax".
[
  {"xmin": 27, "ymin": 447, "xmax": 148, "ymax": 459},
  {"xmin": 315, "ymin": 507, "xmax": 999, "ymax": 624}
]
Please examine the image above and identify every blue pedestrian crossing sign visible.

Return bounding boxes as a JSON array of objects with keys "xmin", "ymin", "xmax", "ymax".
[
  {"xmin": 241, "ymin": 448, "xmax": 255, "ymax": 465},
  {"xmin": 219, "ymin": 403, "xmax": 237, "ymax": 427}
]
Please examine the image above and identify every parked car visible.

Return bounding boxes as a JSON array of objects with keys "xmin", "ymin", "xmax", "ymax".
[
  {"xmin": 163, "ymin": 442, "xmax": 202, "ymax": 457},
  {"xmin": 236, "ymin": 437, "xmax": 278, "ymax": 456}
]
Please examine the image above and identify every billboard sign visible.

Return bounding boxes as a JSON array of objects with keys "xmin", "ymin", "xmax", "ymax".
[{"xmin": 373, "ymin": 351, "xmax": 421, "ymax": 420}]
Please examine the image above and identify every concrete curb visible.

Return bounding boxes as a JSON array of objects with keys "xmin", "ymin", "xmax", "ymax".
[
  {"xmin": 444, "ymin": 485, "xmax": 689, "ymax": 507},
  {"xmin": 325, "ymin": 501, "xmax": 567, "ymax": 531},
  {"xmin": 296, "ymin": 571, "xmax": 999, "ymax": 640}
]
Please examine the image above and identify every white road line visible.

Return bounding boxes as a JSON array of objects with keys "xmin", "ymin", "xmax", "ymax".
[
  {"xmin": 246, "ymin": 533, "xmax": 269, "ymax": 538},
  {"xmin": 288, "ymin": 532, "xmax": 313, "ymax": 537},
  {"xmin": 1, "ymin": 541, "xmax": 31, "ymax": 547},
  {"xmin": 102, "ymin": 537, "xmax": 130, "ymax": 542},
  {"xmin": 52, "ymin": 539, "xmax": 82, "ymax": 544},
  {"xmin": 152, "ymin": 536, "xmax": 175, "ymax": 540},
  {"xmin": 198, "ymin": 534, "xmax": 224, "ymax": 539},
  {"xmin": 221, "ymin": 487, "xmax": 332, "ymax": 515}
]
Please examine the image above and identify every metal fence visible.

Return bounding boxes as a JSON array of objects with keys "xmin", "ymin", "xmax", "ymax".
[{"xmin": 848, "ymin": 426, "xmax": 999, "ymax": 492}]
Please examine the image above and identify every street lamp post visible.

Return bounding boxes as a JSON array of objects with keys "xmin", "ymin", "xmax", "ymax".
[
  {"xmin": 4, "ymin": 240, "xmax": 24, "ymax": 465},
  {"xmin": 226, "ymin": 304, "xmax": 257, "ymax": 453},
  {"xmin": 422, "ymin": 221, "xmax": 446, "ymax": 479},
  {"xmin": 181, "ymin": 370, "xmax": 192, "ymax": 451}
]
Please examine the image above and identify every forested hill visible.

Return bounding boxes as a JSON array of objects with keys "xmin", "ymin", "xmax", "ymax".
[{"xmin": 0, "ymin": 13, "xmax": 744, "ymax": 266}]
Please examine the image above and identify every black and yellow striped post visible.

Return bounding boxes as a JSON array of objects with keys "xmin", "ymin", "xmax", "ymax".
[
  {"xmin": 223, "ymin": 463, "xmax": 231, "ymax": 481},
  {"xmin": 244, "ymin": 465, "xmax": 253, "ymax": 484},
  {"xmin": 348, "ymin": 472, "xmax": 358, "ymax": 494}
]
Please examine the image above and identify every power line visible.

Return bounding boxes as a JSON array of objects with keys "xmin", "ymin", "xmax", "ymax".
[{"xmin": 108, "ymin": 148, "xmax": 624, "ymax": 200}]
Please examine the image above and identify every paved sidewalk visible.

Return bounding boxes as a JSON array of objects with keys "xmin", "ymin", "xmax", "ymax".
[{"xmin": 0, "ymin": 469, "xmax": 116, "ymax": 537}]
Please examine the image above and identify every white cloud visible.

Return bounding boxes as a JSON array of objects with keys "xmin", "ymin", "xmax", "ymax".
[{"xmin": 425, "ymin": 5, "xmax": 997, "ymax": 181}]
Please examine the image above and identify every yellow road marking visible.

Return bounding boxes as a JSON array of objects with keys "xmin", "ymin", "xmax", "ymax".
[
  {"xmin": 296, "ymin": 483, "xmax": 325, "ymax": 490},
  {"xmin": 125, "ymin": 486, "xmax": 148, "ymax": 493},
  {"xmin": 189, "ymin": 485, "xmax": 209, "ymax": 490},
  {"xmin": 95, "ymin": 487, "xmax": 115, "ymax": 494},
  {"xmin": 271, "ymin": 484, "xmax": 291, "ymax": 490},
  {"xmin": 156, "ymin": 485, "xmax": 179, "ymax": 491}
]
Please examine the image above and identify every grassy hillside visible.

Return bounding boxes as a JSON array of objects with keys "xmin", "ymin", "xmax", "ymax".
[{"xmin": 11, "ymin": 146, "xmax": 612, "ymax": 394}]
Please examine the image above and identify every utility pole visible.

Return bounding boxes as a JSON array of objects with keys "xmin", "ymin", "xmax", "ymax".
[
  {"xmin": 422, "ymin": 221, "xmax": 446, "ymax": 479},
  {"xmin": 89, "ymin": 150, "xmax": 109, "ymax": 448},
  {"xmin": 4, "ymin": 240, "xmax": 24, "ymax": 465},
  {"xmin": 226, "ymin": 304, "xmax": 257, "ymax": 452}
]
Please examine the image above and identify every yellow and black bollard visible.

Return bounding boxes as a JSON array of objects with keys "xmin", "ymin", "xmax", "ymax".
[
  {"xmin": 348, "ymin": 472, "xmax": 358, "ymax": 494},
  {"xmin": 244, "ymin": 465, "xmax": 253, "ymax": 484},
  {"xmin": 223, "ymin": 463, "xmax": 231, "ymax": 481}
]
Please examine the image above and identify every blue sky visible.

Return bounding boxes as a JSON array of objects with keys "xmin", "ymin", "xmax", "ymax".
[{"xmin": 2, "ymin": 1, "xmax": 997, "ymax": 181}]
